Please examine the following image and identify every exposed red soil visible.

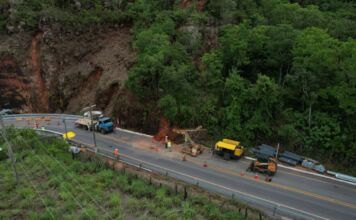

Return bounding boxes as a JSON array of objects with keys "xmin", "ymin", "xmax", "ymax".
[
  {"xmin": 0, "ymin": 56, "xmax": 32, "ymax": 111},
  {"xmin": 153, "ymin": 117, "xmax": 181, "ymax": 143},
  {"xmin": 28, "ymin": 31, "xmax": 49, "ymax": 112},
  {"xmin": 180, "ymin": 0, "xmax": 207, "ymax": 11}
]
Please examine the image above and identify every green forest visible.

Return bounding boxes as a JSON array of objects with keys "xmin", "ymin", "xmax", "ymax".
[{"xmin": 0, "ymin": 0, "xmax": 355, "ymax": 173}]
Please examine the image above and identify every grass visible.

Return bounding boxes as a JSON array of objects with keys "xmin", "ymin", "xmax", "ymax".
[{"xmin": 0, "ymin": 128, "xmax": 258, "ymax": 219}]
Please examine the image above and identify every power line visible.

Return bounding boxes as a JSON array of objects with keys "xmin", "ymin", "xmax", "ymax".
[
  {"xmin": 31, "ymin": 137, "xmax": 114, "ymax": 219},
  {"xmin": 17, "ymin": 162, "xmax": 56, "ymax": 220},
  {"xmin": 34, "ymin": 154, "xmax": 95, "ymax": 220},
  {"xmin": 17, "ymin": 136, "xmax": 112, "ymax": 219},
  {"xmin": 0, "ymin": 114, "xmax": 19, "ymax": 183},
  {"xmin": 14, "ymin": 136, "xmax": 93, "ymax": 220}
]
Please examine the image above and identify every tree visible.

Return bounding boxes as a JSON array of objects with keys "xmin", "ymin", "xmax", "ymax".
[
  {"xmin": 287, "ymin": 28, "xmax": 340, "ymax": 121},
  {"xmin": 218, "ymin": 24, "xmax": 250, "ymax": 75}
]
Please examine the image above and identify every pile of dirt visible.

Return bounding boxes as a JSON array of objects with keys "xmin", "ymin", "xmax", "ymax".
[{"xmin": 153, "ymin": 117, "xmax": 184, "ymax": 143}]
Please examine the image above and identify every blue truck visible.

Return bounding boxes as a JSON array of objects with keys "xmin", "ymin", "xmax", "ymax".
[{"xmin": 75, "ymin": 113, "xmax": 114, "ymax": 134}]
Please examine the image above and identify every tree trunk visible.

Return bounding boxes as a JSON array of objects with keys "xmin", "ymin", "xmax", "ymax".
[{"xmin": 308, "ymin": 104, "xmax": 312, "ymax": 128}]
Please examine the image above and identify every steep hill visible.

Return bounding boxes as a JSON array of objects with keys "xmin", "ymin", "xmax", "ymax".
[{"xmin": 0, "ymin": 0, "xmax": 355, "ymax": 174}]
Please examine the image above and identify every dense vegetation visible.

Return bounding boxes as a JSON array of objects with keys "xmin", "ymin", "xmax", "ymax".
[
  {"xmin": 127, "ymin": 0, "xmax": 356, "ymax": 174},
  {"xmin": 0, "ymin": 0, "xmax": 355, "ymax": 173},
  {"xmin": 0, "ymin": 128, "xmax": 248, "ymax": 219}
]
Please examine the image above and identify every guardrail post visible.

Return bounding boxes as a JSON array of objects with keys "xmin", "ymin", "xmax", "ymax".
[
  {"xmin": 184, "ymin": 186, "xmax": 187, "ymax": 200},
  {"xmin": 273, "ymin": 205, "xmax": 278, "ymax": 216},
  {"xmin": 245, "ymin": 208, "xmax": 248, "ymax": 218},
  {"xmin": 175, "ymin": 183, "xmax": 178, "ymax": 194}
]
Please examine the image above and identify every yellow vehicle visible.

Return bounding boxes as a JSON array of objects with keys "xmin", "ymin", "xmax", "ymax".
[
  {"xmin": 247, "ymin": 158, "xmax": 278, "ymax": 176},
  {"xmin": 214, "ymin": 139, "xmax": 244, "ymax": 160}
]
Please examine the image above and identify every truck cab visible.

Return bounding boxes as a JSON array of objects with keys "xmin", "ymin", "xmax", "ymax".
[{"xmin": 96, "ymin": 117, "xmax": 114, "ymax": 134}]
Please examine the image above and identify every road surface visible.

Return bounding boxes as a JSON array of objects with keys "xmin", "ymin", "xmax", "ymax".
[{"xmin": 3, "ymin": 115, "xmax": 356, "ymax": 220}]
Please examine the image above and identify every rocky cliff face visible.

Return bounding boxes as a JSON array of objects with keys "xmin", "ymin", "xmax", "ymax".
[{"xmin": 0, "ymin": 25, "xmax": 135, "ymax": 115}]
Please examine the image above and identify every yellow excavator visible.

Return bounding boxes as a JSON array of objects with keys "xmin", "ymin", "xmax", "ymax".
[{"xmin": 214, "ymin": 139, "xmax": 244, "ymax": 160}]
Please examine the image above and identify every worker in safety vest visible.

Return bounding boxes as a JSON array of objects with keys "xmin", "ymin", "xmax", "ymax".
[
  {"xmin": 167, "ymin": 141, "xmax": 172, "ymax": 152},
  {"xmin": 113, "ymin": 148, "xmax": 119, "ymax": 160}
]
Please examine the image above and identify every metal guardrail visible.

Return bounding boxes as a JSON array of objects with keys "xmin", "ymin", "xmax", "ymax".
[
  {"xmin": 2, "ymin": 114, "xmax": 81, "ymax": 120},
  {"xmin": 35, "ymin": 128, "xmax": 321, "ymax": 220},
  {"xmin": 8, "ymin": 114, "xmax": 356, "ymax": 185}
]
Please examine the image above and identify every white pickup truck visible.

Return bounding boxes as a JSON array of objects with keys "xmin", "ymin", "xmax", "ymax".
[{"xmin": 74, "ymin": 111, "xmax": 114, "ymax": 134}]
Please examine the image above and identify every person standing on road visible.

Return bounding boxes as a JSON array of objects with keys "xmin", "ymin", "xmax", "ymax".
[{"xmin": 167, "ymin": 141, "xmax": 172, "ymax": 152}]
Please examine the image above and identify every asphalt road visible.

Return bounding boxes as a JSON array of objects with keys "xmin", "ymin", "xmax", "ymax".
[{"xmin": 3, "ymin": 115, "xmax": 356, "ymax": 220}]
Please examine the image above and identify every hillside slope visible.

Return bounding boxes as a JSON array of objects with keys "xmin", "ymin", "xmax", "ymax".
[
  {"xmin": 0, "ymin": 0, "xmax": 355, "ymax": 174},
  {"xmin": 0, "ymin": 26, "xmax": 134, "ymax": 114}
]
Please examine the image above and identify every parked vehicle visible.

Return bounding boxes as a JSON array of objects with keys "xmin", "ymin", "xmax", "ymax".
[
  {"xmin": 214, "ymin": 139, "xmax": 244, "ymax": 160},
  {"xmin": 75, "ymin": 111, "xmax": 113, "ymax": 134},
  {"xmin": 0, "ymin": 109, "xmax": 13, "ymax": 115},
  {"xmin": 302, "ymin": 158, "xmax": 326, "ymax": 173}
]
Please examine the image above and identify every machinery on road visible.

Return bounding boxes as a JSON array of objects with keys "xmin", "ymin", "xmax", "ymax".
[
  {"xmin": 247, "ymin": 158, "xmax": 278, "ymax": 176},
  {"xmin": 75, "ymin": 111, "xmax": 113, "ymax": 134},
  {"xmin": 214, "ymin": 139, "xmax": 244, "ymax": 160},
  {"xmin": 173, "ymin": 128, "xmax": 203, "ymax": 157}
]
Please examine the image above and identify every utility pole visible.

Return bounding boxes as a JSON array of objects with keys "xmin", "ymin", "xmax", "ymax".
[
  {"xmin": 276, "ymin": 143, "xmax": 280, "ymax": 159},
  {"xmin": 63, "ymin": 118, "xmax": 68, "ymax": 140},
  {"xmin": 0, "ymin": 115, "xmax": 19, "ymax": 183},
  {"xmin": 82, "ymin": 105, "xmax": 97, "ymax": 153}
]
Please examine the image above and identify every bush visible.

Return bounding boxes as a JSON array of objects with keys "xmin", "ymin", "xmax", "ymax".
[
  {"xmin": 154, "ymin": 187, "xmax": 179, "ymax": 208},
  {"xmin": 98, "ymin": 169, "xmax": 114, "ymax": 186},
  {"xmin": 80, "ymin": 205, "xmax": 98, "ymax": 220},
  {"xmin": 130, "ymin": 179, "xmax": 154, "ymax": 198},
  {"xmin": 203, "ymin": 202, "xmax": 222, "ymax": 220},
  {"xmin": 62, "ymin": 200, "xmax": 77, "ymax": 213},
  {"xmin": 114, "ymin": 174, "xmax": 130, "ymax": 192},
  {"xmin": 17, "ymin": 187, "xmax": 35, "ymax": 199},
  {"xmin": 0, "ymin": 144, "xmax": 7, "ymax": 161},
  {"xmin": 39, "ymin": 208, "xmax": 57, "ymax": 220},
  {"xmin": 126, "ymin": 197, "xmax": 143, "ymax": 215},
  {"xmin": 182, "ymin": 201, "xmax": 197, "ymax": 220},
  {"xmin": 109, "ymin": 193, "xmax": 121, "ymax": 207}
]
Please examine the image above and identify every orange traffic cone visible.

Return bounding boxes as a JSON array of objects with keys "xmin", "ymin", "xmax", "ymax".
[
  {"xmin": 265, "ymin": 176, "xmax": 272, "ymax": 182},
  {"xmin": 254, "ymin": 173, "xmax": 259, "ymax": 180},
  {"xmin": 240, "ymin": 172, "xmax": 245, "ymax": 176},
  {"xmin": 203, "ymin": 161, "xmax": 208, "ymax": 167}
]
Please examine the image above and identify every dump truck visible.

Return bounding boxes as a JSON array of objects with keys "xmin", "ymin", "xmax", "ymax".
[
  {"xmin": 74, "ymin": 111, "xmax": 114, "ymax": 134},
  {"xmin": 213, "ymin": 139, "xmax": 244, "ymax": 160},
  {"xmin": 247, "ymin": 158, "xmax": 278, "ymax": 176}
]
